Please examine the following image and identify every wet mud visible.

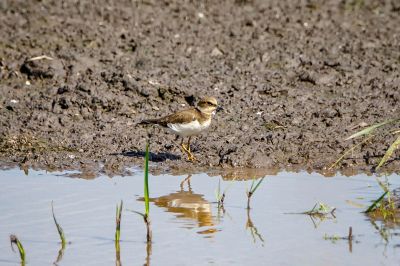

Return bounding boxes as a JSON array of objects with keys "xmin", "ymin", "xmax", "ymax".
[{"xmin": 0, "ymin": 0, "xmax": 399, "ymax": 175}]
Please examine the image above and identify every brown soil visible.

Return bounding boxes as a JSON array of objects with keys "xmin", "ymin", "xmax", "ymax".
[{"xmin": 1, "ymin": 0, "xmax": 399, "ymax": 176}]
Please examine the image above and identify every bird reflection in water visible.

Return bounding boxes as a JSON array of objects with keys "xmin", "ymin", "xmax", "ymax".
[{"xmin": 149, "ymin": 175, "xmax": 217, "ymax": 236}]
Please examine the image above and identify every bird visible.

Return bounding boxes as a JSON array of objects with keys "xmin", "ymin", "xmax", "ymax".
[{"xmin": 139, "ymin": 96, "xmax": 220, "ymax": 161}]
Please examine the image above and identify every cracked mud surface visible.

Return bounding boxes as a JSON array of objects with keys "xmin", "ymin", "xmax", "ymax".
[{"xmin": 1, "ymin": 0, "xmax": 399, "ymax": 176}]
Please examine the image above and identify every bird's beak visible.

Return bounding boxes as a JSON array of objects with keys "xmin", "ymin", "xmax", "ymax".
[{"xmin": 216, "ymin": 106, "xmax": 223, "ymax": 112}]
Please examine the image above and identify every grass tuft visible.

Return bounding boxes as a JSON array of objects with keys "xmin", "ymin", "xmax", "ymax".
[{"xmin": 365, "ymin": 180, "xmax": 397, "ymax": 222}]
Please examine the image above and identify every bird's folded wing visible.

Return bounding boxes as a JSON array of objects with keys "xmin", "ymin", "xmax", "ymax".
[{"xmin": 158, "ymin": 109, "xmax": 197, "ymax": 126}]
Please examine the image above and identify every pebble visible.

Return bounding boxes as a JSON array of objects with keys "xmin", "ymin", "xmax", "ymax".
[{"xmin": 211, "ymin": 47, "xmax": 223, "ymax": 57}]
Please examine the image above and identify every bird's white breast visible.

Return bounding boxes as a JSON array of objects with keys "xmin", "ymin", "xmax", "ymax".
[{"xmin": 167, "ymin": 119, "xmax": 211, "ymax": 137}]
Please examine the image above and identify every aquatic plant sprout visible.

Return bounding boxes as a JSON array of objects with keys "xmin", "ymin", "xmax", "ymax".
[
  {"xmin": 246, "ymin": 176, "xmax": 265, "ymax": 209},
  {"xmin": 115, "ymin": 200, "xmax": 123, "ymax": 243},
  {"xmin": 215, "ymin": 177, "xmax": 236, "ymax": 208},
  {"xmin": 144, "ymin": 142, "xmax": 150, "ymax": 217},
  {"xmin": 365, "ymin": 179, "xmax": 397, "ymax": 221},
  {"xmin": 10, "ymin": 234, "xmax": 25, "ymax": 263},
  {"xmin": 51, "ymin": 201, "xmax": 66, "ymax": 248},
  {"xmin": 131, "ymin": 142, "xmax": 152, "ymax": 242}
]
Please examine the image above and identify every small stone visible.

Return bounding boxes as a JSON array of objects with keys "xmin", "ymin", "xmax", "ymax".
[
  {"xmin": 261, "ymin": 52, "xmax": 270, "ymax": 62},
  {"xmin": 211, "ymin": 47, "xmax": 223, "ymax": 57}
]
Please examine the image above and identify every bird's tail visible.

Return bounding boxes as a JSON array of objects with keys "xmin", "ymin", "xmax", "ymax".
[{"xmin": 137, "ymin": 119, "xmax": 159, "ymax": 125}]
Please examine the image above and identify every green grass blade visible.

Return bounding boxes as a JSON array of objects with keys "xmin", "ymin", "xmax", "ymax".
[
  {"xmin": 144, "ymin": 142, "xmax": 150, "ymax": 217},
  {"xmin": 10, "ymin": 235, "xmax": 25, "ymax": 262},
  {"xmin": 328, "ymin": 135, "xmax": 374, "ymax": 169},
  {"xmin": 345, "ymin": 120, "xmax": 397, "ymax": 140},
  {"xmin": 115, "ymin": 200, "xmax": 123, "ymax": 242},
  {"xmin": 250, "ymin": 176, "xmax": 265, "ymax": 194},
  {"xmin": 51, "ymin": 201, "xmax": 66, "ymax": 248},
  {"xmin": 365, "ymin": 191, "xmax": 388, "ymax": 213},
  {"xmin": 130, "ymin": 210, "xmax": 146, "ymax": 218},
  {"xmin": 215, "ymin": 179, "xmax": 221, "ymax": 201},
  {"xmin": 249, "ymin": 179, "xmax": 256, "ymax": 192},
  {"xmin": 376, "ymin": 135, "xmax": 400, "ymax": 170}
]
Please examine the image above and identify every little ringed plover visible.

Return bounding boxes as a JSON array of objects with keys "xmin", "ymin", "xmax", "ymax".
[{"xmin": 139, "ymin": 96, "xmax": 220, "ymax": 161}]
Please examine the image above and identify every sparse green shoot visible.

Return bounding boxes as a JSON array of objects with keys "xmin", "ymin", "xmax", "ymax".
[
  {"xmin": 51, "ymin": 201, "xmax": 66, "ymax": 249},
  {"xmin": 365, "ymin": 180, "xmax": 397, "ymax": 222},
  {"xmin": 10, "ymin": 234, "xmax": 25, "ymax": 263},
  {"xmin": 345, "ymin": 120, "xmax": 396, "ymax": 140},
  {"xmin": 131, "ymin": 142, "xmax": 152, "ymax": 242},
  {"xmin": 144, "ymin": 142, "xmax": 150, "ymax": 217},
  {"xmin": 376, "ymin": 135, "xmax": 400, "ymax": 170},
  {"xmin": 115, "ymin": 200, "xmax": 123, "ymax": 243},
  {"xmin": 328, "ymin": 135, "xmax": 374, "ymax": 170},
  {"xmin": 246, "ymin": 176, "xmax": 265, "ymax": 209},
  {"xmin": 215, "ymin": 179, "xmax": 224, "ymax": 208},
  {"xmin": 215, "ymin": 177, "xmax": 235, "ymax": 208},
  {"xmin": 330, "ymin": 118, "xmax": 400, "ymax": 170}
]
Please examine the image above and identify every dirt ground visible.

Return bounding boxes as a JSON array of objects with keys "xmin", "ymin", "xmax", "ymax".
[{"xmin": 0, "ymin": 0, "xmax": 399, "ymax": 177}]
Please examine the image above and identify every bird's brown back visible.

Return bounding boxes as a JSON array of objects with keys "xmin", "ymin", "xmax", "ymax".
[{"xmin": 140, "ymin": 108, "xmax": 211, "ymax": 127}]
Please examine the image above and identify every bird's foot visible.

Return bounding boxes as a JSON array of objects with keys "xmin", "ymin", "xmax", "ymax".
[
  {"xmin": 186, "ymin": 151, "xmax": 196, "ymax": 162},
  {"xmin": 181, "ymin": 144, "xmax": 196, "ymax": 162}
]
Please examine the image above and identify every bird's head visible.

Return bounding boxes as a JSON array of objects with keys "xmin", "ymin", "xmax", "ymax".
[{"xmin": 197, "ymin": 96, "xmax": 220, "ymax": 115}]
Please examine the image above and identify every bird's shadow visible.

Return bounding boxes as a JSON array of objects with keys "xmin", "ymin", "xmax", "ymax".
[{"xmin": 114, "ymin": 151, "xmax": 181, "ymax": 162}]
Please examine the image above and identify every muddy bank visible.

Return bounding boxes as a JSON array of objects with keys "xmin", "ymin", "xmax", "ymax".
[{"xmin": 0, "ymin": 0, "xmax": 399, "ymax": 176}]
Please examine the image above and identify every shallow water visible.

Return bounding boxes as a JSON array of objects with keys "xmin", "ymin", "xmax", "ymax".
[{"xmin": 0, "ymin": 168, "xmax": 399, "ymax": 265}]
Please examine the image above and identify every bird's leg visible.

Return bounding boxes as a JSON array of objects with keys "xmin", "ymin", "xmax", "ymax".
[
  {"xmin": 186, "ymin": 137, "xmax": 196, "ymax": 161},
  {"xmin": 180, "ymin": 137, "xmax": 195, "ymax": 161},
  {"xmin": 181, "ymin": 138, "xmax": 188, "ymax": 152}
]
